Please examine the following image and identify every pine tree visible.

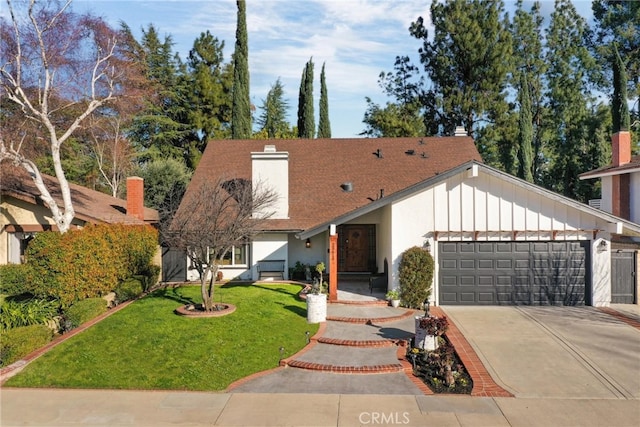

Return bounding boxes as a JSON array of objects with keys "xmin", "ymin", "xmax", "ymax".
[
  {"xmin": 612, "ymin": 44, "xmax": 630, "ymax": 132},
  {"xmin": 410, "ymin": 0, "xmax": 512, "ymax": 138},
  {"xmin": 517, "ymin": 72, "xmax": 534, "ymax": 183},
  {"xmin": 544, "ymin": 0, "xmax": 600, "ymax": 201},
  {"xmin": 317, "ymin": 62, "xmax": 331, "ymax": 138},
  {"xmin": 257, "ymin": 78, "xmax": 291, "ymax": 138},
  {"xmin": 231, "ymin": 0, "xmax": 251, "ymax": 139}
]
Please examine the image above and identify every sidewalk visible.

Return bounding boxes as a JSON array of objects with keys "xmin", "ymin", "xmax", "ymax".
[{"xmin": 2, "ymin": 388, "xmax": 639, "ymax": 426}]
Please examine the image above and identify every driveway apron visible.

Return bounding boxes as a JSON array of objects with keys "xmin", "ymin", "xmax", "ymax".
[{"xmin": 441, "ymin": 306, "xmax": 640, "ymax": 399}]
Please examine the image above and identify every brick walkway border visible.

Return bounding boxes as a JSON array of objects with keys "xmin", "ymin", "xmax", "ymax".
[
  {"xmin": 430, "ymin": 306, "xmax": 514, "ymax": 397},
  {"xmin": 597, "ymin": 307, "xmax": 640, "ymax": 330}
]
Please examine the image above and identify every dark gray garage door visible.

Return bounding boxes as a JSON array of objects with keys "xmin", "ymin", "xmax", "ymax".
[{"xmin": 439, "ymin": 241, "xmax": 589, "ymax": 306}]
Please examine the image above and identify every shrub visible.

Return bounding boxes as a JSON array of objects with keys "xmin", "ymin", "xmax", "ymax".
[
  {"xmin": 0, "ymin": 264, "xmax": 33, "ymax": 296},
  {"xmin": 0, "ymin": 324, "xmax": 53, "ymax": 367},
  {"xmin": 0, "ymin": 297, "xmax": 60, "ymax": 331},
  {"xmin": 25, "ymin": 224, "xmax": 158, "ymax": 307},
  {"xmin": 64, "ymin": 298, "xmax": 107, "ymax": 329},
  {"xmin": 114, "ymin": 277, "xmax": 144, "ymax": 302},
  {"xmin": 398, "ymin": 246, "xmax": 434, "ymax": 309}
]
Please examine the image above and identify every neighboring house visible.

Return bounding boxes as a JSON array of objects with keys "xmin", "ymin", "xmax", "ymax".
[
  {"xmin": 0, "ymin": 164, "xmax": 159, "ymax": 264},
  {"xmin": 176, "ymin": 133, "xmax": 640, "ymax": 307},
  {"xmin": 580, "ymin": 130, "xmax": 640, "ymax": 304}
]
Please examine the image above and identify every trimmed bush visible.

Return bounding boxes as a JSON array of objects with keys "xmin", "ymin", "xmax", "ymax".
[
  {"xmin": 64, "ymin": 298, "xmax": 108, "ymax": 329},
  {"xmin": 0, "ymin": 297, "xmax": 60, "ymax": 331},
  {"xmin": 25, "ymin": 224, "xmax": 158, "ymax": 307},
  {"xmin": 0, "ymin": 324, "xmax": 53, "ymax": 367},
  {"xmin": 114, "ymin": 277, "xmax": 144, "ymax": 302},
  {"xmin": 0, "ymin": 264, "xmax": 33, "ymax": 296},
  {"xmin": 398, "ymin": 246, "xmax": 434, "ymax": 309}
]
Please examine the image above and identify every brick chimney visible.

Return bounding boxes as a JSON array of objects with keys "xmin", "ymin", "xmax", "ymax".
[
  {"xmin": 611, "ymin": 131, "xmax": 631, "ymax": 219},
  {"xmin": 127, "ymin": 177, "xmax": 145, "ymax": 221},
  {"xmin": 612, "ymin": 131, "xmax": 631, "ymax": 167}
]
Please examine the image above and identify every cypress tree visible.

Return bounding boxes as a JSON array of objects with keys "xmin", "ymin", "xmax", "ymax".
[
  {"xmin": 231, "ymin": 0, "xmax": 251, "ymax": 139},
  {"xmin": 612, "ymin": 44, "xmax": 630, "ymax": 132},
  {"xmin": 517, "ymin": 72, "xmax": 534, "ymax": 183},
  {"xmin": 318, "ymin": 62, "xmax": 331, "ymax": 138},
  {"xmin": 297, "ymin": 58, "xmax": 315, "ymax": 138}
]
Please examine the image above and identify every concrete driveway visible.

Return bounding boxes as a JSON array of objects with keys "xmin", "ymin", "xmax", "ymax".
[{"xmin": 441, "ymin": 306, "xmax": 640, "ymax": 399}]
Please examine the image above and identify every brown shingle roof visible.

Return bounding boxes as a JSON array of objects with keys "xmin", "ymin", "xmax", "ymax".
[
  {"xmin": 1, "ymin": 164, "xmax": 158, "ymax": 225},
  {"xmin": 579, "ymin": 155, "xmax": 640, "ymax": 179},
  {"xmin": 186, "ymin": 137, "xmax": 481, "ymax": 232}
]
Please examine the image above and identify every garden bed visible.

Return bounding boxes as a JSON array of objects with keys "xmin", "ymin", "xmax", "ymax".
[{"xmin": 407, "ymin": 336, "xmax": 473, "ymax": 394}]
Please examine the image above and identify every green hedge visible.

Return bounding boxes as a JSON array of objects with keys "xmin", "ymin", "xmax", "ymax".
[
  {"xmin": 114, "ymin": 277, "xmax": 145, "ymax": 302},
  {"xmin": 398, "ymin": 246, "xmax": 434, "ymax": 309},
  {"xmin": 0, "ymin": 264, "xmax": 33, "ymax": 296},
  {"xmin": 26, "ymin": 224, "xmax": 158, "ymax": 307},
  {"xmin": 0, "ymin": 324, "xmax": 53, "ymax": 367},
  {"xmin": 64, "ymin": 298, "xmax": 108, "ymax": 329}
]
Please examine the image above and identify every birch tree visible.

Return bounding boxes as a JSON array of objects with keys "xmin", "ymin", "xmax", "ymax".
[{"xmin": 0, "ymin": 0, "xmax": 122, "ymax": 232}]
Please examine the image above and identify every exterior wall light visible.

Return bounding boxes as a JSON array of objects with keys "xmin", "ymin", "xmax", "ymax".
[{"xmin": 305, "ymin": 238, "xmax": 311, "ymax": 249}]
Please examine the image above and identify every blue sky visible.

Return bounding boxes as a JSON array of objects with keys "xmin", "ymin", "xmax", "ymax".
[{"xmin": 73, "ymin": 0, "xmax": 594, "ymax": 138}]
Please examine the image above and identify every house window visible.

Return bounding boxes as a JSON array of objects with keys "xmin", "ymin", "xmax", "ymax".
[
  {"xmin": 218, "ymin": 245, "xmax": 248, "ymax": 267},
  {"xmin": 8, "ymin": 232, "xmax": 35, "ymax": 264}
]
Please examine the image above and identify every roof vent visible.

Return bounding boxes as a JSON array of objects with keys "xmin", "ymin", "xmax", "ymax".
[
  {"xmin": 340, "ymin": 182, "xmax": 353, "ymax": 192},
  {"xmin": 421, "ymin": 152, "xmax": 428, "ymax": 159},
  {"xmin": 264, "ymin": 145, "xmax": 277, "ymax": 152},
  {"xmin": 418, "ymin": 138, "xmax": 425, "ymax": 145},
  {"xmin": 454, "ymin": 126, "xmax": 466, "ymax": 136},
  {"xmin": 405, "ymin": 149, "xmax": 415, "ymax": 155},
  {"xmin": 373, "ymin": 149, "xmax": 383, "ymax": 158}
]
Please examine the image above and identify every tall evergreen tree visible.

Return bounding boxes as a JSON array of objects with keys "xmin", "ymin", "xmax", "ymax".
[
  {"xmin": 361, "ymin": 56, "xmax": 426, "ymax": 137},
  {"xmin": 612, "ymin": 44, "xmax": 630, "ymax": 132},
  {"xmin": 297, "ymin": 58, "xmax": 315, "ymax": 138},
  {"xmin": 409, "ymin": 0, "xmax": 512, "ymax": 140},
  {"xmin": 231, "ymin": 0, "xmax": 251, "ymax": 139},
  {"xmin": 317, "ymin": 62, "xmax": 331, "ymax": 138},
  {"xmin": 517, "ymin": 72, "xmax": 534, "ymax": 182},
  {"xmin": 257, "ymin": 78, "xmax": 292, "ymax": 138},
  {"xmin": 126, "ymin": 24, "xmax": 196, "ymax": 164},
  {"xmin": 186, "ymin": 31, "xmax": 233, "ymax": 154},
  {"xmin": 543, "ymin": 0, "xmax": 600, "ymax": 201},
  {"xmin": 511, "ymin": 0, "xmax": 547, "ymax": 181}
]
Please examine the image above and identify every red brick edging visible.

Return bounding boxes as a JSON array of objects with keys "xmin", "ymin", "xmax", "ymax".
[
  {"xmin": 429, "ymin": 307, "xmax": 513, "ymax": 397},
  {"xmin": 327, "ymin": 309, "xmax": 414, "ymax": 324},
  {"xmin": 597, "ymin": 307, "xmax": 640, "ymax": 330}
]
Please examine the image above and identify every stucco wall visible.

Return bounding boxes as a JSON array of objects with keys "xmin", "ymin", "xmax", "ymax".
[{"xmin": 631, "ymin": 171, "xmax": 640, "ymax": 224}]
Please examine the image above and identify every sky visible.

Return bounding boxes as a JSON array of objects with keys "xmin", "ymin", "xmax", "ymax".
[{"xmin": 72, "ymin": 0, "xmax": 595, "ymax": 138}]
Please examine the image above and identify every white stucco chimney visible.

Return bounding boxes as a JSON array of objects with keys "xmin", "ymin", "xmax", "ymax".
[{"xmin": 251, "ymin": 145, "xmax": 288, "ymax": 219}]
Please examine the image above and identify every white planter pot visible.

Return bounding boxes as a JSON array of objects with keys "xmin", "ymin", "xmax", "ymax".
[
  {"xmin": 414, "ymin": 316, "xmax": 438, "ymax": 351},
  {"xmin": 307, "ymin": 293, "xmax": 327, "ymax": 323},
  {"xmin": 390, "ymin": 299, "xmax": 400, "ymax": 308}
]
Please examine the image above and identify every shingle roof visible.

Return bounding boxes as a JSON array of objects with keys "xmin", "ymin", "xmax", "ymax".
[
  {"xmin": 579, "ymin": 155, "xmax": 640, "ymax": 179},
  {"xmin": 1, "ymin": 164, "xmax": 158, "ymax": 225},
  {"xmin": 186, "ymin": 137, "xmax": 482, "ymax": 232}
]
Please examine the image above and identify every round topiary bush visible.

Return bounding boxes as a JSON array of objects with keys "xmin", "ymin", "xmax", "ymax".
[
  {"xmin": 0, "ymin": 324, "xmax": 53, "ymax": 367},
  {"xmin": 398, "ymin": 246, "xmax": 434, "ymax": 309},
  {"xmin": 64, "ymin": 298, "xmax": 107, "ymax": 329}
]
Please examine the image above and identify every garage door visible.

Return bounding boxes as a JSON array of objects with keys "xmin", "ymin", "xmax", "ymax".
[{"xmin": 439, "ymin": 241, "xmax": 589, "ymax": 306}]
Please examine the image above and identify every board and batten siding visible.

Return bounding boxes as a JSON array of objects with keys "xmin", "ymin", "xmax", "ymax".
[{"xmin": 390, "ymin": 168, "xmax": 614, "ymax": 306}]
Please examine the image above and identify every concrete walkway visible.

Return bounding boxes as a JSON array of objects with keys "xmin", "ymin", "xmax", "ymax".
[{"xmin": 2, "ymin": 291, "xmax": 640, "ymax": 426}]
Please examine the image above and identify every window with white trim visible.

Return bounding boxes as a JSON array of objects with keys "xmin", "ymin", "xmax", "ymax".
[{"xmin": 218, "ymin": 245, "xmax": 248, "ymax": 267}]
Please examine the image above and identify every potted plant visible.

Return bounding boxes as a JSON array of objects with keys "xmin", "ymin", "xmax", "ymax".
[
  {"xmin": 306, "ymin": 262, "xmax": 327, "ymax": 323},
  {"xmin": 415, "ymin": 315, "xmax": 449, "ymax": 351},
  {"xmin": 385, "ymin": 289, "xmax": 401, "ymax": 308}
]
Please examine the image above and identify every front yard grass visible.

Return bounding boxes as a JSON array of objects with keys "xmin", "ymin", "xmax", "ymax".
[{"xmin": 4, "ymin": 283, "xmax": 317, "ymax": 391}]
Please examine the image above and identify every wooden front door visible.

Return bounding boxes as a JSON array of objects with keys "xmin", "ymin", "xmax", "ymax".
[{"xmin": 342, "ymin": 225, "xmax": 369, "ymax": 272}]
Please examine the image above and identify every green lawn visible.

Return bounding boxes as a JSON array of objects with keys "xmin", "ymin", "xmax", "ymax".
[{"xmin": 5, "ymin": 283, "xmax": 318, "ymax": 391}]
